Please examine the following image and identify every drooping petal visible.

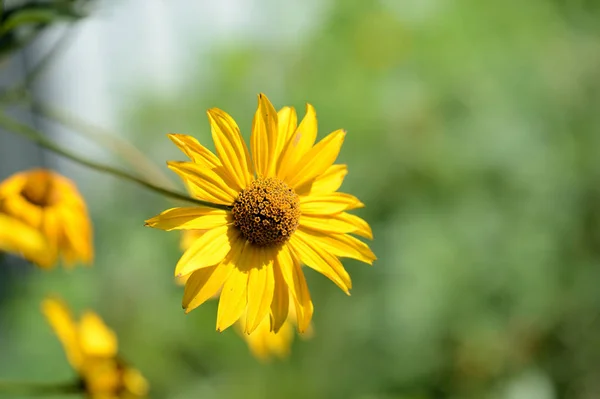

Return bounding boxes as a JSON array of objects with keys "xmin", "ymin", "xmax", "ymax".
[
  {"xmin": 1, "ymin": 195, "xmax": 43, "ymax": 228},
  {"xmin": 245, "ymin": 247, "xmax": 276, "ymax": 334},
  {"xmin": 216, "ymin": 268, "xmax": 249, "ymax": 332},
  {"xmin": 167, "ymin": 161, "xmax": 238, "ymax": 204},
  {"xmin": 0, "ymin": 213, "xmax": 54, "ymax": 268},
  {"xmin": 0, "ymin": 171, "xmax": 26, "ymax": 196},
  {"xmin": 299, "ymin": 212, "xmax": 373, "ymax": 239},
  {"xmin": 288, "ymin": 231, "xmax": 352, "ymax": 295},
  {"xmin": 251, "ymin": 93, "xmax": 279, "ymax": 177},
  {"xmin": 78, "ymin": 312, "xmax": 118, "ymax": 357},
  {"xmin": 286, "ymin": 129, "xmax": 346, "ymax": 189},
  {"xmin": 40, "ymin": 208, "xmax": 60, "ymax": 250},
  {"xmin": 295, "ymin": 164, "xmax": 348, "ymax": 196},
  {"xmin": 216, "ymin": 242, "xmax": 253, "ymax": 332},
  {"xmin": 182, "ymin": 236, "xmax": 245, "ymax": 312},
  {"xmin": 175, "ymin": 225, "xmax": 237, "ymax": 277},
  {"xmin": 145, "ymin": 207, "xmax": 229, "ymax": 231},
  {"xmin": 244, "ymin": 317, "xmax": 295, "ymax": 362},
  {"xmin": 41, "ymin": 298, "xmax": 84, "ymax": 371},
  {"xmin": 297, "ymin": 228, "xmax": 376, "ymax": 265},
  {"xmin": 294, "ymin": 292, "xmax": 314, "ymax": 335},
  {"xmin": 183, "ymin": 262, "xmax": 233, "ymax": 313},
  {"xmin": 207, "ymin": 108, "xmax": 253, "ymax": 189},
  {"xmin": 58, "ymin": 207, "xmax": 93, "ymax": 265},
  {"xmin": 270, "ymin": 264, "xmax": 290, "ymax": 333},
  {"xmin": 299, "ymin": 193, "xmax": 364, "ymax": 215},
  {"xmin": 277, "ymin": 244, "xmax": 313, "ymax": 332},
  {"xmin": 167, "ymin": 134, "xmax": 221, "ymax": 169},
  {"xmin": 277, "ymin": 103, "xmax": 318, "ymax": 181}
]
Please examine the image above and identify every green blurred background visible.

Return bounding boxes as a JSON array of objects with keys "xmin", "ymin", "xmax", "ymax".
[{"xmin": 3, "ymin": 0, "xmax": 600, "ymax": 398}]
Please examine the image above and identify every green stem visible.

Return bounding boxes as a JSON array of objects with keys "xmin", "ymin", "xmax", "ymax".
[
  {"xmin": 0, "ymin": 110, "xmax": 232, "ymax": 211},
  {"xmin": 0, "ymin": 380, "xmax": 81, "ymax": 395},
  {"xmin": 34, "ymin": 101, "xmax": 176, "ymax": 190}
]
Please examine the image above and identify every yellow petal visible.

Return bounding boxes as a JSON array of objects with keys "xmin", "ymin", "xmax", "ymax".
[
  {"xmin": 78, "ymin": 312, "xmax": 118, "ymax": 357},
  {"xmin": 299, "ymin": 193, "xmax": 364, "ymax": 215},
  {"xmin": 274, "ymin": 107, "xmax": 298, "ymax": 173},
  {"xmin": 175, "ymin": 225, "xmax": 236, "ymax": 277},
  {"xmin": 245, "ymin": 247, "xmax": 276, "ymax": 334},
  {"xmin": 122, "ymin": 368, "xmax": 149, "ymax": 396},
  {"xmin": 289, "ymin": 232, "xmax": 352, "ymax": 294},
  {"xmin": 0, "ymin": 171, "xmax": 27, "ymax": 196},
  {"xmin": 297, "ymin": 228, "xmax": 376, "ymax": 265},
  {"xmin": 183, "ymin": 263, "xmax": 233, "ymax": 313},
  {"xmin": 58, "ymin": 207, "xmax": 93, "ymax": 266},
  {"xmin": 251, "ymin": 93, "xmax": 279, "ymax": 177},
  {"xmin": 167, "ymin": 161, "xmax": 237, "ymax": 204},
  {"xmin": 277, "ymin": 103, "xmax": 318, "ymax": 181},
  {"xmin": 0, "ymin": 214, "xmax": 54, "ymax": 268},
  {"xmin": 40, "ymin": 208, "xmax": 60, "ymax": 250},
  {"xmin": 295, "ymin": 164, "xmax": 348, "ymax": 196},
  {"xmin": 277, "ymin": 244, "xmax": 313, "ymax": 332},
  {"xmin": 145, "ymin": 207, "xmax": 229, "ymax": 231},
  {"xmin": 217, "ymin": 247, "xmax": 252, "ymax": 332},
  {"xmin": 207, "ymin": 108, "xmax": 253, "ymax": 190},
  {"xmin": 41, "ymin": 298, "xmax": 83, "ymax": 371},
  {"xmin": 299, "ymin": 212, "xmax": 373, "ymax": 239},
  {"xmin": 243, "ymin": 316, "xmax": 295, "ymax": 362},
  {"xmin": 167, "ymin": 134, "xmax": 221, "ymax": 169},
  {"xmin": 180, "ymin": 229, "xmax": 205, "ymax": 252},
  {"xmin": 286, "ymin": 129, "xmax": 346, "ymax": 189},
  {"xmin": 270, "ymin": 264, "xmax": 289, "ymax": 333},
  {"xmin": 183, "ymin": 238, "xmax": 245, "ymax": 312}
]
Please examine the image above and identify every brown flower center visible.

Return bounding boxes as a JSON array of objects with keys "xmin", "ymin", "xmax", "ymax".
[
  {"xmin": 20, "ymin": 175, "xmax": 58, "ymax": 207},
  {"xmin": 232, "ymin": 178, "xmax": 300, "ymax": 247}
]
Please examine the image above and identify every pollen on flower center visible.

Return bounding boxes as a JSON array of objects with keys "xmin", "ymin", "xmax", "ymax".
[{"xmin": 232, "ymin": 177, "xmax": 300, "ymax": 247}]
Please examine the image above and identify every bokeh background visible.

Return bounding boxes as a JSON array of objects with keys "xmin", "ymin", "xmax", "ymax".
[{"xmin": 2, "ymin": 0, "xmax": 600, "ymax": 398}]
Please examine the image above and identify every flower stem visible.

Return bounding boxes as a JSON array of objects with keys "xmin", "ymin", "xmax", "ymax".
[
  {"xmin": 34, "ymin": 100, "xmax": 176, "ymax": 190},
  {"xmin": 0, "ymin": 380, "xmax": 81, "ymax": 395},
  {"xmin": 0, "ymin": 110, "xmax": 232, "ymax": 211}
]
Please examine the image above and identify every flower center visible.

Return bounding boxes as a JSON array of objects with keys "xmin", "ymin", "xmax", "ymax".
[
  {"xmin": 20, "ymin": 175, "xmax": 58, "ymax": 207},
  {"xmin": 232, "ymin": 177, "xmax": 300, "ymax": 247}
]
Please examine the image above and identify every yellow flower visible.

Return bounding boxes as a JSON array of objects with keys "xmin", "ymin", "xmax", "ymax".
[
  {"xmin": 0, "ymin": 169, "xmax": 93, "ymax": 268},
  {"xmin": 42, "ymin": 297, "xmax": 148, "ymax": 399},
  {"xmin": 0, "ymin": 213, "xmax": 54, "ymax": 267},
  {"xmin": 146, "ymin": 93, "xmax": 376, "ymax": 334}
]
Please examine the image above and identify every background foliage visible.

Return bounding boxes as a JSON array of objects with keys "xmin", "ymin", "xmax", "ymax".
[{"xmin": 2, "ymin": 0, "xmax": 600, "ymax": 398}]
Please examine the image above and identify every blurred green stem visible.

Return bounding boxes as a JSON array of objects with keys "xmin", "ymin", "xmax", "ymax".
[
  {"xmin": 0, "ymin": 110, "xmax": 232, "ymax": 211},
  {"xmin": 34, "ymin": 101, "xmax": 176, "ymax": 190},
  {"xmin": 0, "ymin": 380, "xmax": 81, "ymax": 395}
]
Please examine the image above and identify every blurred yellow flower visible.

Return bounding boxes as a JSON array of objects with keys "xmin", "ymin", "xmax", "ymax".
[
  {"xmin": 0, "ymin": 213, "xmax": 54, "ymax": 267},
  {"xmin": 146, "ymin": 93, "xmax": 376, "ymax": 334},
  {"xmin": 0, "ymin": 169, "xmax": 93, "ymax": 268},
  {"xmin": 42, "ymin": 297, "xmax": 148, "ymax": 399},
  {"xmin": 238, "ymin": 310, "xmax": 295, "ymax": 362}
]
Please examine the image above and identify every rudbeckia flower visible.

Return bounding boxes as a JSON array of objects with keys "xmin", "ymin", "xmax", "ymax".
[
  {"xmin": 43, "ymin": 298, "xmax": 148, "ymax": 399},
  {"xmin": 146, "ymin": 93, "xmax": 376, "ymax": 334},
  {"xmin": 0, "ymin": 213, "xmax": 54, "ymax": 267},
  {"xmin": 0, "ymin": 169, "xmax": 93, "ymax": 268}
]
